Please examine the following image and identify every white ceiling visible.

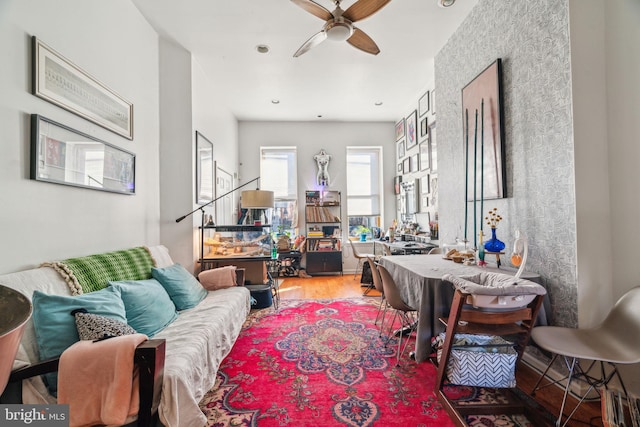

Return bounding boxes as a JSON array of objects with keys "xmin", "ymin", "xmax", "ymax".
[{"xmin": 131, "ymin": 0, "xmax": 478, "ymax": 122}]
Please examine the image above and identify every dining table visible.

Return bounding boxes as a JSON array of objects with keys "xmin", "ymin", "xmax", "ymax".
[{"xmin": 379, "ymin": 254, "xmax": 544, "ymax": 363}]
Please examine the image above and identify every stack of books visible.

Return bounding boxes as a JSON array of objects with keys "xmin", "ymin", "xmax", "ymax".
[
  {"xmin": 306, "ymin": 206, "xmax": 339, "ymax": 222},
  {"xmin": 602, "ymin": 390, "xmax": 640, "ymax": 427}
]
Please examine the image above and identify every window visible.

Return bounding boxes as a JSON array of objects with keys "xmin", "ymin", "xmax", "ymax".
[
  {"xmin": 346, "ymin": 147, "xmax": 382, "ymax": 240},
  {"xmin": 260, "ymin": 147, "xmax": 298, "ymax": 236}
]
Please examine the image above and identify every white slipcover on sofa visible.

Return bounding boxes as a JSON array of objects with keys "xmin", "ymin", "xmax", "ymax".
[{"xmin": 0, "ymin": 245, "xmax": 251, "ymax": 427}]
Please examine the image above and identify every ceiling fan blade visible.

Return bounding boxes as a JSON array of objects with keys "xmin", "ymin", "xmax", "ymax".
[
  {"xmin": 343, "ymin": 0, "xmax": 391, "ymax": 22},
  {"xmin": 347, "ymin": 27, "xmax": 380, "ymax": 55},
  {"xmin": 290, "ymin": 0, "xmax": 333, "ymax": 21},
  {"xmin": 293, "ymin": 30, "xmax": 328, "ymax": 57}
]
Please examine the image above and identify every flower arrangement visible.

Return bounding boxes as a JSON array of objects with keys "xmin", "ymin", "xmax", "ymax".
[{"xmin": 485, "ymin": 208, "xmax": 503, "ymax": 229}]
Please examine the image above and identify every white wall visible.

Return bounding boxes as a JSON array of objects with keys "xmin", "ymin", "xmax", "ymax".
[
  {"xmin": 569, "ymin": 0, "xmax": 614, "ymax": 326},
  {"xmin": 606, "ymin": 0, "xmax": 640, "ymax": 298},
  {"xmin": 0, "ymin": 0, "xmax": 160, "ymax": 274},
  {"xmin": 238, "ymin": 121, "xmax": 395, "ymax": 269},
  {"xmin": 157, "ymin": 41, "xmax": 240, "ymax": 273},
  {"xmin": 158, "ymin": 38, "xmax": 194, "ymax": 270},
  {"xmin": 602, "ymin": 0, "xmax": 640, "ymax": 394}
]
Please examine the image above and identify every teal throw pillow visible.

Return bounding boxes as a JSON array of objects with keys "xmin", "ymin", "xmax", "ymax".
[
  {"xmin": 151, "ymin": 263, "xmax": 208, "ymax": 310},
  {"xmin": 108, "ymin": 279, "xmax": 178, "ymax": 337},
  {"xmin": 31, "ymin": 287, "xmax": 127, "ymax": 395}
]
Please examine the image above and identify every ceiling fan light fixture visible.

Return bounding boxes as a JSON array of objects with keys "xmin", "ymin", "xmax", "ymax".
[
  {"xmin": 325, "ymin": 21, "xmax": 353, "ymax": 41},
  {"xmin": 437, "ymin": 0, "xmax": 456, "ymax": 8}
]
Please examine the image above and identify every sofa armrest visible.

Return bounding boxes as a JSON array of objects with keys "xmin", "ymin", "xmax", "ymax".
[
  {"xmin": 5, "ymin": 339, "xmax": 166, "ymax": 427},
  {"xmin": 135, "ymin": 339, "xmax": 165, "ymax": 427},
  {"xmin": 8, "ymin": 358, "xmax": 60, "ymax": 382}
]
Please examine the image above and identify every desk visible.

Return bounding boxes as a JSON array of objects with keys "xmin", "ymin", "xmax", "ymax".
[
  {"xmin": 373, "ymin": 240, "xmax": 436, "ymax": 256},
  {"xmin": 379, "ymin": 254, "xmax": 542, "ymax": 363}
]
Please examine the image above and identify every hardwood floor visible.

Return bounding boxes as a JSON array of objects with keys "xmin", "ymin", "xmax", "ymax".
[{"xmin": 278, "ymin": 273, "xmax": 603, "ymax": 427}]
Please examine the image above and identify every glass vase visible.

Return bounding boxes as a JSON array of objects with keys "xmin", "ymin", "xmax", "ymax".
[{"xmin": 484, "ymin": 228, "xmax": 505, "ymax": 253}]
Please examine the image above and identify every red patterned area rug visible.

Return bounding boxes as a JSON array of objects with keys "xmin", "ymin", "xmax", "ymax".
[{"xmin": 199, "ymin": 298, "xmax": 455, "ymax": 427}]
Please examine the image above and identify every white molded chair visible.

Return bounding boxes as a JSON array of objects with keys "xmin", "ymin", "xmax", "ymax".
[
  {"xmin": 377, "ymin": 265, "xmax": 417, "ymax": 365},
  {"xmin": 530, "ymin": 286, "xmax": 640, "ymax": 427},
  {"xmin": 366, "ymin": 258, "xmax": 388, "ymax": 335},
  {"xmin": 427, "ymin": 247, "xmax": 442, "ymax": 255},
  {"xmin": 349, "ymin": 239, "xmax": 375, "ymax": 280}
]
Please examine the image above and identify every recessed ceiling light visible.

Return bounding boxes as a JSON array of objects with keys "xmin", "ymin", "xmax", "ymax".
[
  {"xmin": 256, "ymin": 44, "xmax": 270, "ymax": 54},
  {"xmin": 375, "ymin": 101, "xmax": 383, "ymax": 106},
  {"xmin": 271, "ymin": 99, "xmax": 280, "ymax": 104},
  {"xmin": 437, "ymin": 0, "xmax": 456, "ymax": 7}
]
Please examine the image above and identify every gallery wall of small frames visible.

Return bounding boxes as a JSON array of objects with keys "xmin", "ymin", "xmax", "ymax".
[{"xmin": 395, "ymin": 88, "xmax": 438, "ymax": 231}]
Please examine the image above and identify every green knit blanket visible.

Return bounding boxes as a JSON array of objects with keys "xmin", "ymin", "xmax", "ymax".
[{"xmin": 55, "ymin": 247, "xmax": 155, "ymax": 294}]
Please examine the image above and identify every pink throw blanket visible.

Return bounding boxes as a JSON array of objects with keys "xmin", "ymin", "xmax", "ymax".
[{"xmin": 58, "ymin": 333, "xmax": 148, "ymax": 427}]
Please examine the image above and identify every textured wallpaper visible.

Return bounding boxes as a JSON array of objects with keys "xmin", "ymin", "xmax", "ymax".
[{"xmin": 435, "ymin": 0, "xmax": 577, "ymax": 326}]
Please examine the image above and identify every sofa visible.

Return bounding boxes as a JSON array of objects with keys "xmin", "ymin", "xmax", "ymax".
[{"xmin": 0, "ymin": 245, "xmax": 251, "ymax": 427}]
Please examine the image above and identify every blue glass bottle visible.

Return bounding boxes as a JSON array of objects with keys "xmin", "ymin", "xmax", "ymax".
[{"xmin": 484, "ymin": 227, "xmax": 505, "ymax": 253}]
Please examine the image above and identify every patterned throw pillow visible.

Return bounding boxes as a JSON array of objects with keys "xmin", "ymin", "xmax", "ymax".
[{"xmin": 71, "ymin": 308, "xmax": 137, "ymax": 341}]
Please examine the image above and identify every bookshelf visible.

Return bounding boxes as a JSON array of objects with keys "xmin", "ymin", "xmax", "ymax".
[{"xmin": 305, "ymin": 190, "xmax": 342, "ymax": 275}]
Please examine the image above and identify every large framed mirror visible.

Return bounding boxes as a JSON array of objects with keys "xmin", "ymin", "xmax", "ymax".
[{"xmin": 30, "ymin": 114, "xmax": 135, "ymax": 194}]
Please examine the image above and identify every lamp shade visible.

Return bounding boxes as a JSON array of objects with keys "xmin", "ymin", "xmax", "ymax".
[{"xmin": 241, "ymin": 190, "xmax": 274, "ymax": 209}]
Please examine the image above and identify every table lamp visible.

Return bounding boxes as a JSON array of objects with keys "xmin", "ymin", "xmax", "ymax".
[{"xmin": 241, "ymin": 188, "xmax": 275, "ymax": 225}]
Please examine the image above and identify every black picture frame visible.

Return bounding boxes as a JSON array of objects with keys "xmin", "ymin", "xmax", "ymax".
[
  {"xmin": 395, "ymin": 118, "xmax": 405, "ymax": 141},
  {"xmin": 405, "ymin": 110, "xmax": 418, "ymax": 150},
  {"xmin": 419, "ymin": 91, "xmax": 430, "ymax": 116},
  {"xmin": 420, "ymin": 117, "xmax": 429, "ymax": 142},
  {"xmin": 30, "ymin": 114, "xmax": 135, "ymax": 194},
  {"xmin": 393, "ymin": 176, "xmax": 402, "ymax": 195},
  {"xmin": 462, "ymin": 59, "xmax": 506, "ymax": 201},
  {"xmin": 419, "ymin": 142, "xmax": 430, "ymax": 171},
  {"xmin": 397, "ymin": 139, "xmax": 405, "ymax": 159},
  {"xmin": 411, "ymin": 154, "xmax": 419, "ymax": 173}
]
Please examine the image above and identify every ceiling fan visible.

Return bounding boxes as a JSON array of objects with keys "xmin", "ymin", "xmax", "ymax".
[{"xmin": 291, "ymin": 0, "xmax": 391, "ymax": 57}]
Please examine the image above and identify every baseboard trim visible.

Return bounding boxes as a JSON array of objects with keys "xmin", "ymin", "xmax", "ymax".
[{"xmin": 522, "ymin": 352, "xmax": 613, "ymax": 401}]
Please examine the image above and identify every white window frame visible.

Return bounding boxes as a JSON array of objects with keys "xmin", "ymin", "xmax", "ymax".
[
  {"xmin": 259, "ymin": 147, "xmax": 298, "ymax": 234},
  {"xmin": 346, "ymin": 146, "xmax": 383, "ymax": 237}
]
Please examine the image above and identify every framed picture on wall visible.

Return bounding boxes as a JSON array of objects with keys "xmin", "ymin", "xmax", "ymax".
[
  {"xmin": 397, "ymin": 163, "xmax": 402, "ymax": 173},
  {"xmin": 428, "ymin": 121, "xmax": 437, "ymax": 173},
  {"xmin": 419, "ymin": 91, "xmax": 430, "ymax": 116},
  {"xmin": 419, "ymin": 142, "xmax": 430, "ymax": 171},
  {"xmin": 410, "ymin": 154, "xmax": 419, "ymax": 172},
  {"xmin": 395, "ymin": 119, "xmax": 405, "ymax": 141},
  {"xmin": 402, "ymin": 158, "xmax": 410, "ymax": 174},
  {"xmin": 421, "ymin": 195, "xmax": 429, "ymax": 211},
  {"xmin": 196, "ymin": 131, "xmax": 214, "ymax": 204},
  {"xmin": 420, "ymin": 117, "xmax": 429, "ymax": 142},
  {"xmin": 31, "ymin": 114, "xmax": 135, "ymax": 195},
  {"xmin": 405, "ymin": 110, "xmax": 418, "ymax": 149},
  {"xmin": 394, "ymin": 176, "xmax": 402, "ymax": 195},
  {"xmin": 397, "ymin": 139, "xmax": 405, "ymax": 159},
  {"xmin": 32, "ymin": 37, "xmax": 134, "ymax": 140},
  {"xmin": 462, "ymin": 59, "xmax": 505, "ymax": 201},
  {"xmin": 421, "ymin": 175, "xmax": 430, "ymax": 194}
]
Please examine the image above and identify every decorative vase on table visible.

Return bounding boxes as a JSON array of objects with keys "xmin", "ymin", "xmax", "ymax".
[{"xmin": 484, "ymin": 227, "xmax": 505, "ymax": 253}]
